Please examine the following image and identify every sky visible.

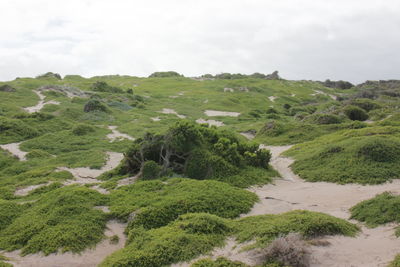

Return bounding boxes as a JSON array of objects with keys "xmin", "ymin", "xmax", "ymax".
[{"xmin": 0, "ymin": 0, "xmax": 399, "ymax": 83}]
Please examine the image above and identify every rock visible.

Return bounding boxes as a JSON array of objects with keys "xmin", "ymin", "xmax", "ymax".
[{"xmin": 265, "ymin": 71, "xmax": 281, "ymax": 80}]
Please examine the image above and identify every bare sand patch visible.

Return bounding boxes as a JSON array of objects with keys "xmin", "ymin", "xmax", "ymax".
[
  {"xmin": 196, "ymin": 118, "xmax": 224, "ymax": 127},
  {"xmin": 14, "ymin": 182, "xmax": 52, "ymax": 197},
  {"xmin": 161, "ymin": 108, "xmax": 186, "ymax": 119},
  {"xmin": 23, "ymin": 90, "xmax": 60, "ymax": 113},
  {"xmin": 240, "ymin": 131, "xmax": 256, "ymax": 140},
  {"xmin": 106, "ymin": 126, "xmax": 135, "ymax": 142},
  {"xmin": 204, "ymin": 110, "xmax": 240, "ymax": 117},
  {"xmin": 310, "ymin": 90, "xmax": 337, "ymax": 100},
  {"xmin": 224, "ymin": 88, "xmax": 234, "ymax": 92},
  {"xmin": 117, "ymin": 174, "xmax": 140, "ymax": 187},
  {"xmin": 151, "ymin": 117, "xmax": 161, "ymax": 121},
  {"xmin": 3, "ymin": 220, "xmax": 127, "ymax": 267},
  {"xmin": 0, "ymin": 142, "xmax": 28, "ymax": 161},
  {"xmin": 268, "ymin": 96, "xmax": 277, "ymax": 102}
]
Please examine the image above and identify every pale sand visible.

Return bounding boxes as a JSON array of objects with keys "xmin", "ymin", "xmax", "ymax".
[
  {"xmin": 23, "ymin": 90, "xmax": 60, "ymax": 113},
  {"xmin": 106, "ymin": 126, "xmax": 135, "ymax": 142},
  {"xmin": 0, "ymin": 142, "xmax": 28, "ymax": 161},
  {"xmin": 14, "ymin": 182, "xmax": 52, "ymax": 196},
  {"xmin": 161, "ymin": 108, "xmax": 186, "ymax": 119},
  {"xmin": 151, "ymin": 117, "xmax": 161, "ymax": 121},
  {"xmin": 117, "ymin": 174, "xmax": 140, "ymax": 187},
  {"xmin": 204, "ymin": 110, "xmax": 240, "ymax": 117},
  {"xmin": 224, "ymin": 88, "xmax": 234, "ymax": 92},
  {"xmin": 310, "ymin": 90, "xmax": 337, "ymax": 100},
  {"xmin": 240, "ymin": 132, "xmax": 255, "ymax": 140},
  {"xmin": 196, "ymin": 118, "xmax": 225, "ymax": 127},
  {"xmin": 3, "ymin": 220, "xmax": 127, "ymax": 267},
  {"xmin": 60, "ymin": 152, "xmax": 124, "ymax": 185},
  {"xmin": 268, "ymin": 96, "xmax": 277, "ymax": 102}
]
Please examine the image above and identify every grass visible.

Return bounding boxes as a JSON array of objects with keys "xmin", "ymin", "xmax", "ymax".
[
  {"xmin": 109, "ymin": 178, "xmax": 258, "ymax": 229},
  {"xmin": 285, "ymin": 126, "xmax": 400, "ymax": 184},
  {"xmin": 389, "ymin": 254, "xmax": 400, "ymax": 267},
  {"xmin": 191, "ymin": 257, "xmax": 284, "ymax": 267},
  {"xmin": 350, "ymin": 192, "xmax": 400, "ymax": 230}
]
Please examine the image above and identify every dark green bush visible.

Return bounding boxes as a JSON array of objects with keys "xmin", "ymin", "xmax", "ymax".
[
  {"xmin": 306, "ymin": 113, "xmax": 342, "ymax": 124},
  {"xmin": 350, "ymin": 99, "xmax": 382, "ymax": 112},
  {"xmin": 83, "ymin": 99, "xmax": 109, "ymax": 113},
  {"xmin": 191, "ymin": 258, "xmax": 248, "ymax": 267},
  {"xmin": 142, "ymin": 160, "xmax": 161, "ymax": 180},
  {"xmin": 343, "ymin": 105, "xmax": 369, "ymax": 121},
  {"xmin": 72, "ymin": 124, "xmax": 96, "ymax": 135},
  {"xmin": 91, "ymin": 81, "xmax": 123, "ymax": 93},
  {"xmin": 26, "ymin": 149, "xmax": 52, "ymax": 159},
  {"xmin": 148, "ymin": 71, "xmax": 183, "ymax": 78},
  {"xmin": 357, "ymin": 137, "xmax": 400, "ymax": 162}
]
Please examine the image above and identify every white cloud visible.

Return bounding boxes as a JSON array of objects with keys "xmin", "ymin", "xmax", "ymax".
[{"xmin": 0, "ymin": 0, "xmax": 399, "ymax": 82}]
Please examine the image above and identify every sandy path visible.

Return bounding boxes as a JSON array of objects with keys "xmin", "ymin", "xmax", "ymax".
[
  {"xmin": 14, "ymin": 182, "xmax": 52, "ymax": 196},
  {"xmin": 23, "ymin": 90, "xmax": 60, "ymax": 113},
  {"xmin": 246, "ymin": 145, "xmax": 400, "ymax": 267},
  {"xmin": 310, "ymin": 90, "xmax": 337, "ymax": 100},
  {"xmin": 240, "ymin": 132, "xmax": 255, "ymax": 140},
  {"xmin": 106, "ymin": 126, "xmax": 135, "ymax": 142},
  {"xmin": 204, "ymin": 110, "xmax": 240, "ymax": 117},
  {"xmin": 268, "ymin": 96, "xmax": 277, "ymax": 102},
  {"xmin": 0, "ymin": 142, "xmax": 28, "ymax": 161},
  {"xmin": 3, "ymin": 220, "xmax": 127, "ymax": 267},
  {"xmin": 196, "ymin": 119, "xmax": 224, "ymax": 127},
  {"xmin": 161, "ymin": 108, "xmax": 186, "ymax": 119}
]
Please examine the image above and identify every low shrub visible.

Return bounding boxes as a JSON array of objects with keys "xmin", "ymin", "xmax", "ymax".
[
  {"xmin": 350, "ymin": 99, "xmax": 382, "ymax": 112},
  {"xmin": 357, "ymin": 137, "xmax": 400, "ymax": 162},
  {"xmin": 343, "ymin": 105, "xmax": 369, "ymax": 121},
  {"xmin": 26, "ymin": 149, "xmax": 53, "ymax": 159},
  {"xmin": 91, "ymin": 81, "xmax": 123, "ymax": 93},
  {"xmin": 83, "ymin": 99, "xmax": 109, "ymax": 113},
  {"xmin": 148, "ymin": 71, "xmax": 183, "ymax": 78},
  {"xmin": 141, "ymin": 160, "xmax": 161, "ymax": 180},
  {"xmin": 72, "ymin": 124, "xmax": 96, "ymax": 135},
  {"xmin": 191, "ymin": 257, "xmax": 248, "ymax": 267},
  {"xmin": 305, "ymin": 114, "xmax": 342, "ymax": 125}
]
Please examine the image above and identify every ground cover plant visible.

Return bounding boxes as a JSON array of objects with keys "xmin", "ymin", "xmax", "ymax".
[{"xmin": 285, "ymin": 126, "xmax": 400, "ymax": 184}]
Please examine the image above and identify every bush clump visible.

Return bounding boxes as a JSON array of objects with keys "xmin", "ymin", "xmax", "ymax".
[
  {"xmin": 350, "ymin": 99, "xmax": 382, "ymax": 112},
  {"xmin": 148, "ymin": 71, "xmax": 183, "ymax": 78},
  {"xmin": 109, "ymin": 178, "xmax": 258, "ymax": 229},
  {"xmin": 83, "ymin": 99, "xmax": 109, "ymax": 113},
  {"xmin": 343, "ymin": 105, "xmax": 369, "ymax": 121},
  {"xmin": 191, "ymin": 257, "xmax": 248, "ymax": 267},
  {"xmin": 357, "ymin": 136, "xmax": 400, "ymax": 162},
  {"xmin": 0, "ymin": 85, "xmax": 16, "ymax": 92},
  {"xmin": 72, "ymin": 124, "xmax": 96, "ymax": 136},
  {"xmin": 350, "ymin": 192, "xmax": 400, "ymax": 228},
  {"xmin": 100, "ymin": 213, "xmax": 232, "ymax": 267},
  {"xmin": 0, "ymin": 117, "xmax": 39, "ymax": 143},
  {"xmin": 305, "ymin": 113, "xmax": 342, "ymax": 125},
  {"xmin": 141, "ymin": 160, "xmax": 161, "ymax": 180},
  {"xmin": 91, "ymin": 81, "xmax": 123, "ymax": 93},
  {"xmin": 36, "ymin": 72, "xmax": 62, "ymax": 80}
]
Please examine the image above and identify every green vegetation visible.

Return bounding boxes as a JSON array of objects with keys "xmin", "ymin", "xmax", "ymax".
[
  {"xmin": 350, "ymin": 192, "xmax": 400, "ymax": 230},
  {"xmin": 191, "ymin": 257, "xmax": 284, "ymax": 267},
  {"xmin": 109, "ymin": 178, "xmax": 257, "ymax": 228},
  {"xmin": 389, "ymin": 255, "xmax": 400, "ymax": 267},
  {"xmin": 286, "ymin": 127, "xmax": 400, "ymax": 184}
]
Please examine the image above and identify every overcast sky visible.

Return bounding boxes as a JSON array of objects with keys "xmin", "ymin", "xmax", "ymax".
[{"xmin": 0, "ymin": 0, "xmax": 399, "ymax": 83}]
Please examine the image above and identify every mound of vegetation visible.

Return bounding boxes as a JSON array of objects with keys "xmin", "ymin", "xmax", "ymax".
[
  {"xmin": 191, "ymin": 257, "xmax": 249, "ymax": 267},
  {"xmin": 0, "ymin": 85, "xmax": 16, "ymax": 92},
  {"xmin": 389, "ymin": 255, "xmax": 400, "ymax": 267},
  {"xmin": 0, "ymin": 186, "xmax": 108, "ymax": 255},
  {"xmin": 91, "ymin": 81, "xmax": 124, "ymax": 93},
  {"xmin": 350, "ymin": 192, "xmax": 400, "ymax": 229},
  {"xmin": 148, "ymin": 71, "xmax": 183, "ymax": 78},
  {"xmin": 121, "ymin": 121, "xmax": 273, "ymax": 187},
  {"xmin": 72, "ymin": 124, "xmax": 96, "ymax": 135},
  {"xmin": 234, "ymin": 210, "xmax": 358, "ymax": 247},
  {"xmin": 109, "ymin": 178, "xmax": 258, "ymax": 229},
  {"xmin": 343, "ymin": 105, "xmax": 369, "ymax": 121},
  {"xmin": 349, "ymin": 99, "xmax": 381, "ymax": 112},
  {"xmin": 100, "ymin": 213, "xmax": 232, "ymax": 267},
  {"xmin": 321, "ymin": 79, "xmax": 354, "ymax": 89},
  {"xmin": 304, "ymin": 113, "xmax": 342, "ymax": 124},
  {"xmin": 36, "ymin": 72, "xmax": 62, "ymax": 80},
  {"xmin": 0, "ymin": 116, "xmax": 39, "ymax": 143},
  {"xmin": 83, "ymin": 99, "xmax": 109, "ymax": 113},
  {"xmin": 286, "ymin": 127, "xmax": 400, "ymax": 184}
]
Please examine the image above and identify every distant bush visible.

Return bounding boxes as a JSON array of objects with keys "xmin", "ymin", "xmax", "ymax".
[
  {"xmin": 36, "ymin": 72, "xmax": 62, "ymax": 80},
  {"xmin": 357, "ymin": 137, "xmax": 400, "ymax": 162},
  {"xmin": 141, "ymin": 160, "xmax": 161, "ymax": 180},
  {"xmin": 305, "ymin": 113, "xmax": 342, "ymax": 124},
  {"xmin": 0, "ymin": 117, "xmax": 39, "ymax": 143},
  {"xmin": 72, "ymin": 124, "xmax": 95, "ymax": 135},
  {"xmin": 0, "ymin": 85, "xmax": 16, "ymax": 92},
  {"xmin": 343, "ymin": 105, "xmax": 369, "ymax": 121},
  {"xmin": 126, "ymin": 88, "xmax": 133, "ymax": 94},
  {"xmin": 322, "ymin": 79, "xmax": 353, "ymax": 89},
  {"xmin": 148, "ymin": 71, "xmax": 183, "ymax": 78},
  {"xmin": 350, "ymin": 99, "xmax": 382, "ymax": 112},
  {"xmin": 91, "ymin": 81, "xmax": 123, "ymax": 93},
  {"xmin": 83, "ymin": 99, "xmax": 109, "ymax": 113},
  {"xmin": 191, "ymin": 257, "xmax": 248, "ymax": 267},
  {"xmin": 26, "ymin": 149, "xmax": 52, "ymax": 159}
]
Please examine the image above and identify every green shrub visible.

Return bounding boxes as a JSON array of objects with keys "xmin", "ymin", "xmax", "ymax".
[
  {"xmin": 350, "ymin": 192, "xmax": 400, "ymax": 227},
  {"xmin": 36, "ymin": 72, "xmax": 62, "ymax": 80},
  {"xmin": 110, "ymin": 178, "xmax": 257, "ymax": 229},
  {"xmin": 100, "ymin": 213, "xmax": 231, "ymax": 267},
  {"xmin": 91, "ymin": 81, "xmax": 123, "ymax": 93},
  {"xmin": 389, "ymin": 255, "xmax": 400, "ymax": 267},
  {"xmin": 83, "ymin": 99, "xmax": 109, "ymax": 113},
  {"xmin": 0, "ymin": 117, "xmax": 39, "ymax": 143},
  {"xmin": 26, "ymin": 149, "xmax": 52, "ymax": 159},
  {"xmin": 357, "ymin": 137, "xmax": 400, "ymax": 162},
  {"xmin": 141, "ymin": 160, "xmax": 161, "ymax": 180},
  {"xmin": 191, "ymin": 257, "xmax": 248, "ymax": 267},
  {"xmin": 350, "ymin": 99, "xmax": 382, "ymax": 112},
  {"xmin": 305, "ymin": 113, "xmax": 342, "ymax": 124},
  {"xmin": 72, "ymin": 124, "xmax": 96, "ymax": 135},
  {"xmin": 343, "ymin": 105, "xmax": 369, "ymax": 121},
  {"xmin": 148, "ymin": 71, "xmax": 183, "ymax": 78}
]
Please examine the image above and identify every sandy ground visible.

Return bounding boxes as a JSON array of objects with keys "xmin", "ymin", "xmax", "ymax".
[
  {"xmin": 23, "ymin": 90, "xmax": 60, "ymax": 113},
  {"xmin": 117, "ymin": 174, "xmax": 140, "ymax": 187},
  {"xmin": 204, "ymin": 110, "xmax": 240, "ymax": 117},
  {"xmin": 224, "ymin": 88, "xmax": 234, "ymax": 92},
  {"xmin": 151, "ymin": 117, "xmax": 161, "ymax": 121},
  {"xmin": 268, "ymin": 96, "xmax": 277, "ymax": 102},
  {"xmin": 240, "ymin": 132, "xmax": 255, "ymax": 140},
  {"xmin": 161, "ymin": 108, "xmax": 186, "ymax": 119},
  {"xmin": 14, "ymin": 182, "xmax": 52, "ymax": 196},
  {"xmin": 310, "ymin": 90, "xmax": 337, "ymax": 100},
  {"xmin": 3, "ymin": 220, "xmax": 127, "ymax": 267},
  {"xmin": 106, "ymin": 126, "xmax": 135, "ymax": 142},
  {"xmin": 196, "ymin": 118, "xmax": 224, "ymax": 127},
  {"xmin": 0, "ymin": 142, "xmax": 28, "ymax": 161}
]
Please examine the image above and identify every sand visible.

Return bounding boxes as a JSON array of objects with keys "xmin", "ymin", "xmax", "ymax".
[
  {"xmin": 151, "ymin": 117, "xmax": 161, "ymax": 121},
  {"xmin": 3, "ymin": 220, "xmax": 127, "ymax": 267},
  {"xmin": 0, "ymin": 142, "xmax": 28, "ymax": 161},
  {"xmin": 240, "ymin": 132, "xmax": 255, "ymax": 140},
  {"xmin": 204, "ymin": 110, "xmax": 240, "ymax": 117},
  {"xmin": 106, "ymin": 126, "xmax": 135, "ymax": 142},
  {"xmin": 161, "ymin": 108, "xmax": 186, "ymax": 119},
  {"xmin": 196, "ymin": 118, "xmax": 225, "ymax": 127},
  {"xmin": 268, "ymin": 96, "xmax": 277, "ymax": 102},
  {"xmin": 224, "ymin": 88, "xmax": 234, "ymax": 92},
  {"xmin": 14, "ymin": 182, "xmax": 52, "ymax": 196},
  {"xmin": 310, "ymin": 90, "xmax": 337, "ymax": 100},
  {"xmin": 23, "ymin": 90, "xmax": 60, "ymax": 113}
]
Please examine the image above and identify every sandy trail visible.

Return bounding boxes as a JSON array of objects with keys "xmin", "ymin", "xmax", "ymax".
[
  {"xmin": 196, "ymin": 119, "xmax": 224, "ymax": 127},
  {"xmin": 0, "ymin": 142, "xmax": 28, "ymax": 161},
  {"xmin": 268, "ymin": 96, "xmax": 277, "ymax": 102},
  {"xmin": 3, "ymin": 220, "xmax": 127, "ymax": 267},
  {"xmin": 310, "ymin": 90, "xmax": 337, "ymax": 100},
  {"xmin": 204, "ymin": 110, "xmax": 240, "ymax": 117},
  {"xmin": 246, "ymin": 145, "xmax": 400, "ymax": 267},
  {"xmin": 161, "ymin": 108, "xmax": 186, "ymax": 119},
  {"xmin": 240, "ymin": 132, "xmax": 255, "ymax": 140},
  {"xmin": 106, "ymin": 126, "xmax": 135, "ymax": 142},
  {"xmin": 23, "ymin": 90, "xmax": 60, "ymax": 113},
  {"xmin": 14, "ymin": 182, "xmax": 52, "ymax": 196}
]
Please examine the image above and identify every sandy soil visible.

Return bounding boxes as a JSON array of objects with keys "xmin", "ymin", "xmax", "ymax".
[
  {"xmin": 106, "ymin": 126, "xmax": 135, "ymax": 142},
  {"xmin": 14, "ymin": 182, "xmax": 52, "ymax": 196},
  {"xmin": 240, "ymin": 132, "xmax": 255, "ymax": 140},
  {"xmin": 204, "ymin": 110, "xmax": 240, "ymax": 117},
  {"xmin": 3, "ymin": 220, "xmax": 127, "ymax": 267},
  {"xmin": 60, "ymin": 152, "xmax": 124, "ymax": 185},
  {"xmin": 268, "ymin": 96, "xmax": 277, "ymax": 102},
  {"xmin": 0, "ymin": 142, "xmax": 28, "ymax": 161},
  {"xmin": 224, "ymin": 88, "xmax": 234, "ymax": 92},
  {"xmin": 151, "ymin": 117, "xmax": 161, "ymax": 121},
  {"xmin": 310, "ymin": 90, "xmax": 337, "ymax": 100},
  {"xmin": 23, "ymin": 90, "xmax": 60, "ymax": 113},
  {"xmin": 117, "ymin": 174, "xmax": 140, "ymax": 187},
  {"xmin": 161, "ymin": 108, "xmax": 186, "ymax": 119},
  {"xmin": 196, "ymin": 118, "xmax": 224, "ymax": 127}
]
